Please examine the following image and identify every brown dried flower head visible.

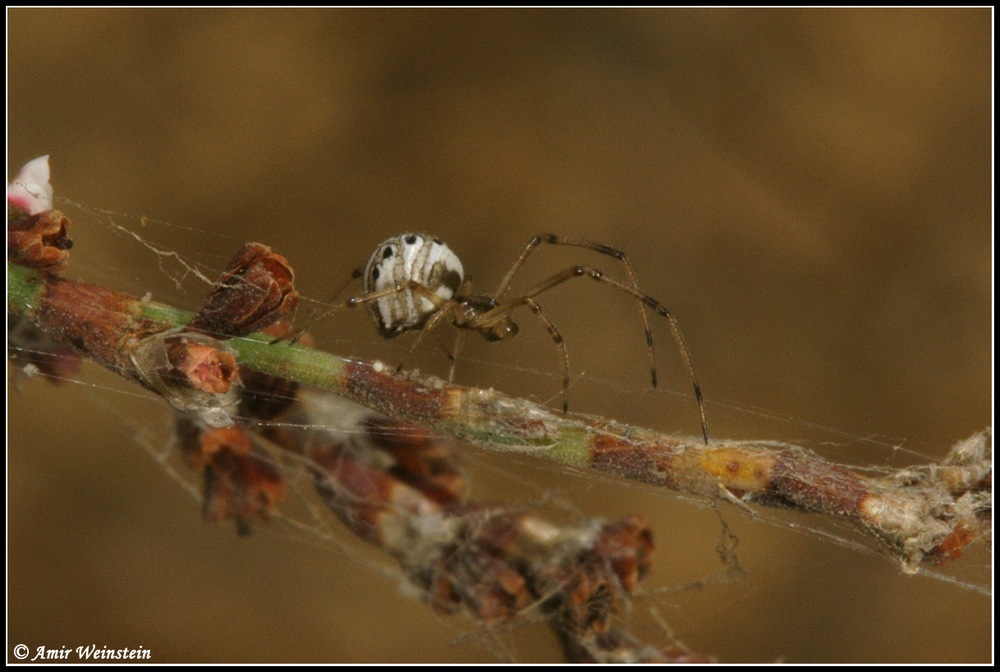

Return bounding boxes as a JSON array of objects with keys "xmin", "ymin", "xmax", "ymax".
[
  {"xmin": 8, "ymin": 210, "xmax": 73, "ymax": 273},
  {"xmin": 187, "ymin": 242, "xmax": 299, "ymax": 338},
  {"xmin": 132, "ymin": 330, "xmax": 241, "ymax": 427},
  {"xmin": 176, "ymin": 419, "xmax": 286, "ymax": 536}
]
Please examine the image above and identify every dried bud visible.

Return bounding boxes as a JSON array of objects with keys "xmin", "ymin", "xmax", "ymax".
[
  {"xmin": 305, "ymin": 404, "xmax": 466, "ymax": 546},
  {"xmin": 309, "ymin": 438, "xmax": 401, "ymax": 545},
  {"xmin": 176, "ymin": 418, "xmax": 286, "ymax": 535},
  {"xmin": 132, "ymin": 329, "xmax": 240, "ymax": 427},
  {"xmin": 533, "ymin": 516, "xmax": 654, "ymax": 638},
  {"xmin": 165, "ymin": 338, "xmax": 238, "ymax": 395},
  {"xmin": 178, "ymin": 421, "xmax": 251, "ymax": 469},
  {"xmin": 188, "ymin": 242, "xmax": 299, "ymax": 338},
  {"xmin": 420, "ymin": 507, "xmax": 536, "ymax": 622},
  {"xmin": 592, "ymin": 516, "xmax": 653, "ymax": 593},
  {"xmin": 8, "ymin": 210, "xmax": 73, "ymax": 273},
  {"xmin": 929, "ymin": 522, "xmax": 977, "ymax": 564},
  {"xmin": 364, "ymin": 416, "xmax": 465, "ymax": 503}
]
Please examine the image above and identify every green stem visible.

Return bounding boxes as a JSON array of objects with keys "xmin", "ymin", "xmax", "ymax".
[{"xmin": 7, "ymin": 261, "xmax": 990, "ymax": 570}]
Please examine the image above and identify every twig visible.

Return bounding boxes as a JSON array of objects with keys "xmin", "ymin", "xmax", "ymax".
[{"xmin": 7, "ymin": 259, "xmax": 991, "ymax": 572}]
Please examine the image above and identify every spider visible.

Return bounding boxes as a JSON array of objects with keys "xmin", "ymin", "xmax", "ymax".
[{"xmin": 289, "ymin": 232, "xmax": 709, "ymax": 444}]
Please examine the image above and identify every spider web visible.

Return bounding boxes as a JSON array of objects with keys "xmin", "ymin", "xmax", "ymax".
[{"xmin": 8, "ymin": 201, "xmax": 991, "ymax": 663}]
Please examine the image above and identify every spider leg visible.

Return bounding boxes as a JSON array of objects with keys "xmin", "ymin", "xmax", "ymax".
[
  {"xmin": 447, "ymin": 329, "xmax": 466, "ymax": 382},
  {"xmin": 270, "ymin": 267, "xmax": 362, "ymax": 345},
  {"xmin": 344, "ymin": 279, "xmax": 448, "ymax": 311},
  {"xmin": 445, "ymin": 276, "xmax": 475, "ymax": 382},
  {"xmin": 493, "ymin": 234, "xmax": 658, "ymax": 389},
  {"xmin": 394, "ymin": 303, "xmax": 455, "ymax": 375},
  {"xmin": 522, "ymin": 298, "xmax": 571, "ymax": 413},
  {"xmin": 345, "ymin": 280, "xmax": 456, "ymax": 374},
  {"xmin": 481, "ymin": 265, "xmax": 709, "ymax": 444}
]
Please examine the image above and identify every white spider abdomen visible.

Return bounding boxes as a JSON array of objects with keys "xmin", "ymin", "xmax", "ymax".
[{"xmin": 362, "ymin": 232, "xmax": 464, "ymax": 338}]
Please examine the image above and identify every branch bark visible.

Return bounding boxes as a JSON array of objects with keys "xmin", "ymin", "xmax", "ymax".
[{"xmin": 8, "ymin": 260, "xmax": 991, "ymax": 573}]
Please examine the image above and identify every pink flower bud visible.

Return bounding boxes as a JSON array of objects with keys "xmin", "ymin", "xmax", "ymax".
[{"xmin": 7, "ymin": 155, "xmax": 54, "ymax": 218}]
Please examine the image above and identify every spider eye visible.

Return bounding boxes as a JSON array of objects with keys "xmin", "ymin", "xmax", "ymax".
[
  {"xmin": 382, "ymin": 247, "xmax": 393, "ymax": 260},
  {"xmin": 405, "ymin": 234, "xmax": 418, "ymax": 245},
  {"xmin": 371, "ymin": 267, "xmax": 380, "ymax": 280}
]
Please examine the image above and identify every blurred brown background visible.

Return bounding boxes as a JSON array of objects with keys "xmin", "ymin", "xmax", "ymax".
[{"xmin": 7, "ymin": 8, "xmax": 991, "ymax": 663}]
